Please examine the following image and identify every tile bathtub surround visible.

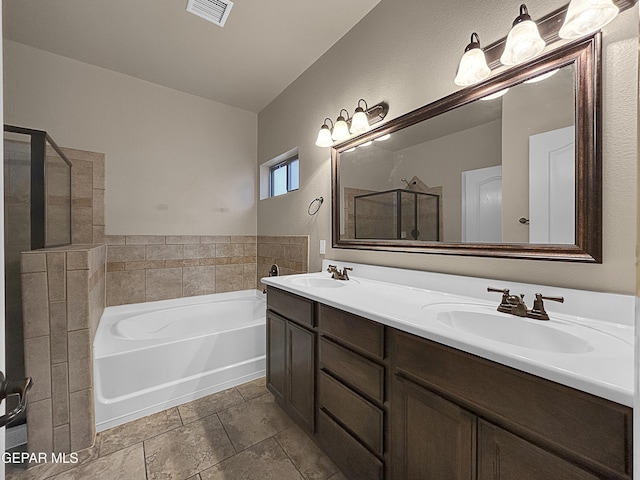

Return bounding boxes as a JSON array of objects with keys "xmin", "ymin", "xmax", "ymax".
[
  {"xmin": 257, "ymin": 235, "xmax": 309, "ymax": 292},
  {"xmin": 6, "ymin": 378, "xmax": 346, "ymax": 480},
  {"xmin": 105, "ymin": 235, "xmax": 258, "ymax": 306},
  {"xmin": 20, "ymin": 245, "xmax": 106, "ymax": 457}
]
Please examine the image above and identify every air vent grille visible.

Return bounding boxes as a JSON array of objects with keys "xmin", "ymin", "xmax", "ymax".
[{"xmin": 186, "ymin": 0, "xmax": 234, "ymax": 27}]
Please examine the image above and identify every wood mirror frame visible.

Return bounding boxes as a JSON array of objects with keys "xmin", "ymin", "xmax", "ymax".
[{"xmin": 332, "ymin": 35, "xmax": 602, "ymax": 262}]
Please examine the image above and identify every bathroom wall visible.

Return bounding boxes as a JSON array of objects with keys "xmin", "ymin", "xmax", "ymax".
[
  {"xmin": 20, "ymin": 245, "xmax": 106, "ymax": 455},
  {"xmin": 3, "ymin": 40, "xmax": 258, "ymax": 236},
  {"xmin": 257, "ymin": 0, "xmax": 638, "ymax": 295},
  {"xmin": 257, "ymin": 236, "xmax": 309, "ymax": 292}
]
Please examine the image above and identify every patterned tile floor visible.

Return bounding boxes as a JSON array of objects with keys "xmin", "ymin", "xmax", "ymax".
[{"xmin": 7, "ymin": 378, "xmax": 347, "ymax": 480}]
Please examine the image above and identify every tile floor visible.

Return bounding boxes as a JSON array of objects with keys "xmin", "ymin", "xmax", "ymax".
[{"xmin": 7, "ymin": 378, "xmax": 347, "ymax": 480}]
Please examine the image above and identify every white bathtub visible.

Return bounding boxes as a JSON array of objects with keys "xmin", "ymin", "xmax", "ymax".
[{"xmin": 94, "ymin": 290, "xmax": 266, "ymax": 431}]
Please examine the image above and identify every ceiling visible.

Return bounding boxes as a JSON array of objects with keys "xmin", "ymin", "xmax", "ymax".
[{"xmin": 3, "ymin": 0, "xmax": 382, "ymax": 112}]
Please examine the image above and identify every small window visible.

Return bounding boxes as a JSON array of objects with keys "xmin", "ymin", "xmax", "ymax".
[{"xmin": 270, "ymin": 156, "xmax": 299, "ymax": 197}]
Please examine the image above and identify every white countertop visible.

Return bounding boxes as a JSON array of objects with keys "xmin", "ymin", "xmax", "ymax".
[{"xmin": 262, "ymin": 261, "xmax": 635, "ymax": 407}]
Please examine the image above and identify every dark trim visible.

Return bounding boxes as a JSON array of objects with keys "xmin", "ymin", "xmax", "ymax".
[{"xmin": 332, "ymin": 35, "xmax": 602, "ymax": 262}]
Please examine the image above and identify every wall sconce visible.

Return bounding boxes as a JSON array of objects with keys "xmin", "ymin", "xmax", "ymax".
[
  {"xmin": 500, "ymin": 4, "xmax": 546, "ymax": 66},
  {"xmin": 454, "ymin": 33, "xmax": 491, "ymax": 86},
  {"xmin": 559, "ymin": 0, "xmax": 619, "ymax": 39},
  {"xmin": 315, "ymin": 118, "xmax": 334, "ymax": 147},
  {"xmin": 315, "ymin": 101, "xmax": 389, "ymax": 147},
  {"xmin": 332, "ymin": 109, "xmax": 351, "ymax": 142}
]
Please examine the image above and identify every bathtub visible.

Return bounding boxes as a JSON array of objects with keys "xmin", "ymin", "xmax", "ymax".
[{"xmin": 94, "ymin": 289, "xmax": 266, "ymax": 432}]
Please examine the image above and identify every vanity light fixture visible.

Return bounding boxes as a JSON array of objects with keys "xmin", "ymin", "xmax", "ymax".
[
  {"xmin": 315, "ymin": 118, "xmax": 334, "ymax": 147},
  {"xmin": 315, "ymin": 101, "xmax": 389, "ymax": 147},
  {"xmin": 454, "ymin": 33, "xmax": 492, "ymax": 86},
  {"xmin": 523, "ymin": 68, "xmax": 559, "ymax": 84},
  {"xmin": 559, "ymin": 0, "xmax": 619, "ymax": 39},
  {"xmin": 332, "ymin": 109, "xmax": 351, "ymax": 142},
  {"xmin": 350, "ymin": 99, "xmax": 372, "ymax": 134},
  {"xmin": 480, "ymin": 88, "xmax": 510, "ymax": 100},
  {"xmin": 500, "ymin": 4, "xmax": 546, "ymax": 66}
]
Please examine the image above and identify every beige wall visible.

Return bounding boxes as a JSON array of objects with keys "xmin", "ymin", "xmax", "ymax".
[
  {"xmin": 258, "ymin": 0, "xmax": 638, "ymax": 295},
  {"xmin": 4, "ymin": 40, "xmax": 258, "ymax": 236}
]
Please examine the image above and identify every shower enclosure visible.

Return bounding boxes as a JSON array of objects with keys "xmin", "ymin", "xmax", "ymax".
[
  {"xmin": 354, "ymin": 188, "xmax": 440, "ymax": 241},
  {"xmin": 3, "ymin": 125, "xmax": 72, "ymax": 440}
]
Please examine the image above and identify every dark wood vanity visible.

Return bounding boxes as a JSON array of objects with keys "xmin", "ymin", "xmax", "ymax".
[{"xmin": 266, "ymin": 287, "xmax": 632, "ymax": 480}]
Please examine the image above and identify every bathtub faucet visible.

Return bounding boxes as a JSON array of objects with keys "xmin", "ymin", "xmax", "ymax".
[{"xmin": 327, "ymin": 265, "xmax": 353, "ymax": 281}]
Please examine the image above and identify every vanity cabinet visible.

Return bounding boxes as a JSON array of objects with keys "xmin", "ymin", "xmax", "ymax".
[
  {"xmin": 266, "ymin": 288, "xmax": 315, "ymax": 433},
  {"xmin": 264, "ymin": 288, "xmax": 632, "ymax": 480},
  {"xmin": 390, "ymin": 329, "xmax": 632, "ymax": 480}
]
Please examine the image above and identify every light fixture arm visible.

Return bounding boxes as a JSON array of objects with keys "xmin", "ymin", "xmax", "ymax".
[
  {"xmin": 513, "ymin": 4, "xmax": 532, "ymax": 26},
  {"xmin": 466, "ymin": 32, "xmax": 482, "ymax": 52}
]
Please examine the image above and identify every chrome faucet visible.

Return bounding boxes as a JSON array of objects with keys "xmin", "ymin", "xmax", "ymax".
[
  {"xmin": 487, "ymin": 287, "xmax": 528, "ymax": 317},
  {"xmin": 327, "ymin": 264, "xmax": 353, "ymax": 280}
]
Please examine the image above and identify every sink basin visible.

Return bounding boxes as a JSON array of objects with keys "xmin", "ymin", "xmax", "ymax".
[
  {"xmin": 427, "ymin": 304, "xmax": 593, "ymax": 354},
  {"xmin": 288, "ymin": 277, "xmax": 348, "ymax": 288}
]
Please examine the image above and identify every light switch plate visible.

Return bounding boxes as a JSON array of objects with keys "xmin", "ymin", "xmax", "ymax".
[{"xmin": 319, "ymin": 240, "xmax": 326, "ymax": 255}]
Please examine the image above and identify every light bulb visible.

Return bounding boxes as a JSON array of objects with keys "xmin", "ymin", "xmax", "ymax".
[
  {"xmin": 315, "ymin": 124, "xmax": 333, "ymax": 147},
  {"xmin": 350, "ymin": 108, "xmax": 370, "ymax": 134},
  {"xmin": 332, "ymin": 115, "xmax": 350, "ymax": 141}
]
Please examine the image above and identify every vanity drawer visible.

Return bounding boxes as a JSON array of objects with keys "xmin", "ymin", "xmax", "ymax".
[
  {"xmin": 393, "ymin": 330, "xmax": 632, "ymax": 478},
  {"xmin": 320, "ymin": 337, "xmax": 385, "ymax": 403},
  {"xmin": 266, "ymin": 287, "xmax": 314, "ymax": 327},
  {"xmin": 319, "ymin": 371, "xmax": 384, "ymax": 456},
  {"xmin": 318, "ymin": 304, "xmax": 384, "ymax": 359},
  {"xmin": 317, "ymin": 409, "xmax": 383, "ymax": 480}
]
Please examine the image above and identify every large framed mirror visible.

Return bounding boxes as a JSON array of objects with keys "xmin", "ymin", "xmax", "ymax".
[{"xmin": 332, "ymin": 35, "xmax": 601, "ymax": 262}]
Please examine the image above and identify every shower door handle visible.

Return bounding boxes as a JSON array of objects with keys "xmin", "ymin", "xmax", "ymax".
[{"xmin": 0, "ymin": 371, "xmax": 33, "ymax": 428}]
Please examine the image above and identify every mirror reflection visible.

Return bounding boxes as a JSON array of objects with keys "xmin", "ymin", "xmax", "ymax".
[{"xmin": 338, "ymin": 64, "xmax": 576, "ymax": 245}]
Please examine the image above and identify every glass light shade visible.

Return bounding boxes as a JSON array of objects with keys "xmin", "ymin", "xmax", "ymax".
[
  {"xmin": 350, "ymin": 109, "xmax": 370, "ymax": 134},
  {"xmin": 500, "ymin": 20, "xmax": 546, "ymax": 66},
  {"xmin": 332, "ymin": 117, "xmax": 350, "ymax": 141},
  {"xmin": 559, "ymin": 0, "xmax": 619, "ymax": 39},
  {"xmin": 315, "ymin": 125, "xmax": 333, "ymax": 147},
  {"xmin": 454, "ymin": 48, "xmax": 491, "ymax": 86}
]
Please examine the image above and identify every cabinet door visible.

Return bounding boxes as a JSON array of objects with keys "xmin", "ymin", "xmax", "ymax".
[
  {"xmin": 478, "ymin": 420, "xmax": 599, "ymax": 480},
  {"xmin": 391, "ymin": 376, "xmax": 476, "ymax": 480},
  {"xmin": 287, "ymin": 321, "xmax": 315, "ymax": 432},
  {"xmin": 266, "ymin": 312, "xmax": 286, "ymax": 403}
]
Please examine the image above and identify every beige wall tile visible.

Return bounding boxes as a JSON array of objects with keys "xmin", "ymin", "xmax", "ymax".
[
  {"xmin": 215, "ymin": 265, "xmax": 244, "ymax": 293},
  {"xmin": 183, "ymin": 266, "xmax": 216, "ymax": 297},
  {"xmin": 25, "ymin": 336, "xmax": 52, "ymax": 402},
  {"xmin": 66, "ymin": 250, "xmax": 88, "ymax": 271},
  {"xmin": 72, "ymin": 205, "xmax": 93, "ymax": 244},
  {"xmin": 244, "ymin": 243, "xmax": 257, "ymax": 258},
  {"xmin": 47, "ymin": 252, "xmax": 67, "ymax": 302},
  {"xmin": 166, "ymin": 259, "xmax": 200, "ymax": 268},
  {"xmin": 146, "ymin": 245, "xmax": 184, "ymax": 260},
  {"xmin": 53, "ymin": 424, "xmax": 72, "ymax": 454},
  {"xmin": 71, "ymin": 159, "xmax": 93, "ymax": 200},
  {"xmin": 67, "ymin": 269, "xmax": 90, "ymax": 331},
  {"xmin": 50, "ymin": 301, "xmax": 68, "ymax": 364},
  {"xmin": 89, "ymin": 274, "xmax": 106, "ymax": 342},
  {"xmin": 216, "ymin": 244, "xmax": 244, "ymax": 258},
  {"xmin": 200, "ymin": 235, "xmax": 230, "ymax": 244},
  {"xmin": 68, "ymin": 329, "xmax": 92, "ymax": 393},
  {"xmin": 125, "ymin": 260, "xmax": 165, "ymax": 270},
  {"xmin": 22, "ymin": 272, "xmax": 50, "ymax": 338},
  {"xmin": 52, "ymin": 363, "xmax": 70, "ymax": 427},
  {"xmin": 166, "ymin": 235, "xmax": 200, "ymax": 244},
  {"xmin": 70, "ymin": 389, "xmax": 96, "ymax": 452},
  {"xmin": 288, "ymin": 236, "xmax": 309, "ymax": 246},
  {"xmin": 93, "ymin": 189, "xmax": 105, "ymax": 226},
  {"xmin": 105, "ymin": 235, "xmax": 126, "ymax": 245},
  {"xmin": 184, "ymin": 244, "xmax": 217, "ymax": 259},
  {"xmin": 107, "ymin": 262, "xmax": 125, "ymax": 272},
  {"xmin": 107, "ymin": 245, "xmax": 146, "ymax": 263},
  {"xmin": 146, "ymin": 268, "xmax": 183, "ymax": 301},
  {"xmin": 27, "ymin": 399, "xmax": 53, "ymax": 455},
  {"xmin": 91, "ymin": 153, "xmax": 106, "ymax": 189},
  {"xmin": 243, "ymin": 264, "xmax": 257, "ymax": 290},
  {"xmin": 125, "ymin": 235, "xmax": 165, "ymax": 245},
  {"xmin": 21, "ymin": 253, "xmax": 47, "ymax": 273},
  {"xmin": 230, "ymin": 235, "xmax": 257, "ymax": 244},
  {"xmin": 284, "ymin": 245, "xmax": 305, "ymax": 264},
  {"xmin": 89, "ymin": 245, "xmax": 107, "ymax": 275},
  {"xmin": 93, "ymin": 224, "xmax": 106, "ymax": 246},
  {"xmin": 106, "ymin": 270, "xmax": 145, "ymax": 306}
]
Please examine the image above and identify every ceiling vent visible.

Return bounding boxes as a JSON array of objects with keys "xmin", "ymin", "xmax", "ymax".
[{"xmin": 186, "ymin": 0, "xmax": 234, "ymax": 27}]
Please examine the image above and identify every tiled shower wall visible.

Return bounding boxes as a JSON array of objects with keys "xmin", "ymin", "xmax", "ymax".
[
  {"xmin": 20, "ymin": 244, "xmax": 106, "ymax": 455},
  {"xmin": 106, "ymin": 235, "xmax": 309, "ymax": 306}
]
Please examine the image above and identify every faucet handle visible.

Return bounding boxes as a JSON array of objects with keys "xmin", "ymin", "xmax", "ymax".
[
  {"xmin": 327, "ymin": 264, "xmax": 337, "ymax": 272},
  {"xmin": 487, "ymin": 287, "xmax": 512, "ymax": 314},
  {"xmin": 527, "ymin": 293, "xmax": 564, "ymax": 321}
]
